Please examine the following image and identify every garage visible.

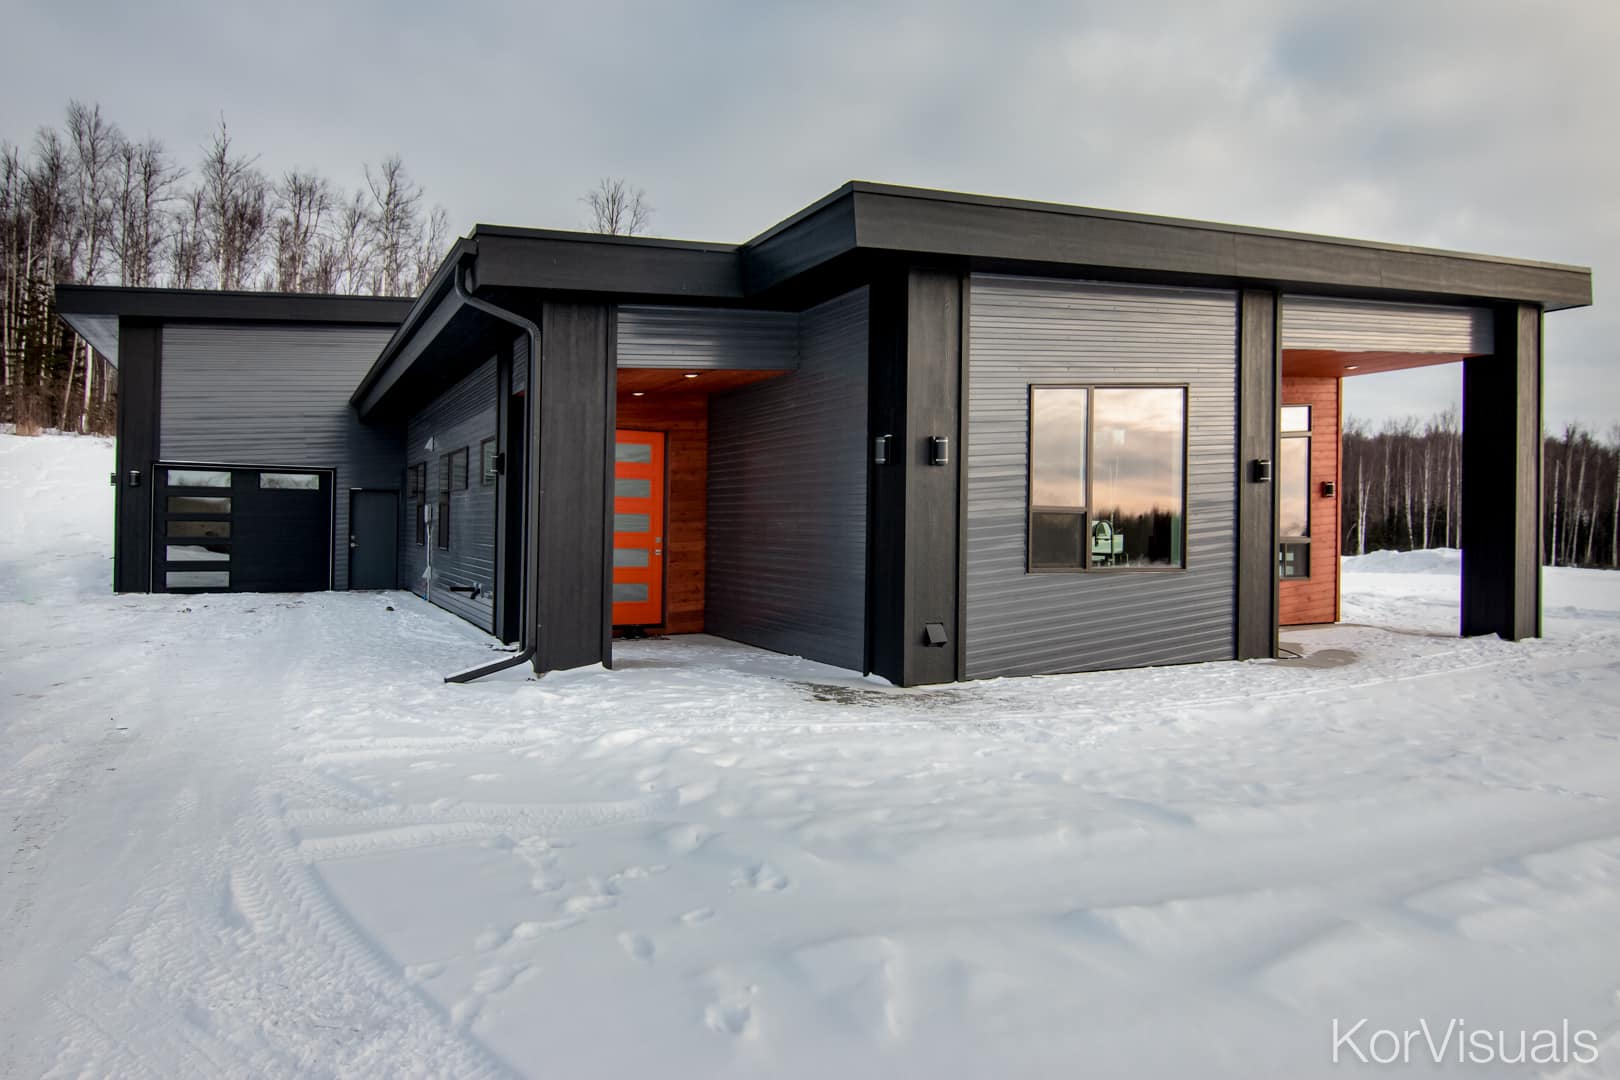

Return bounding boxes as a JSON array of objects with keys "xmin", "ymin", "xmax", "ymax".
[{"xmin": 153, "ymin": 464, "xmax": 334, "ymax": 593}]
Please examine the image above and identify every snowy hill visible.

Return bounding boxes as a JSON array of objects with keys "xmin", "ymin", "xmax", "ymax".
[{"xmin": 4, "ymin": 431, "xmax": 1620, "ymax": 1079}]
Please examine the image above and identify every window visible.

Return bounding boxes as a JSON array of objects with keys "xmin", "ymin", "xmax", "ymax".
[
  {"xmin": 1028, "ymin": 385, "xmax": 1187, "ymax": 571},
  {"xmin": 260, "ymin": 472, "xmax": 321, "ymax": 491},
  {"xmin": 408, "ymin": 463, "xmax": 426, "ymax": 546},
  {"xmin": 167, "ymin": 469, "xmax": 230, "ymax": 488},
  {"xmin": 167, "ymin": 520, "xmax": 230, "ymax": 538},
  {"xmin": 1279, "ymin": 541, "xmax": 1310, "ymax": 579},
  {"xmin": 447, "ymin": 447, "xmax": 469, "ymax": 492},
  {"xmin": 166, "ymin": 570, "xmax": 229, "ymax": 589},
  {"xmin": 168, "ymin": 496, "xmax": 230, "ymax": 514},
  {"xmin": 1279, "ymin": 404, "xmax": 1311, "ymax": 577},
  {"xmin": 437, "ymin": 453, "xmax": 454, "ymax": 550},
  {"xmin": 481, "ymin": 438, "xmax": 498, "ymax": 486}
]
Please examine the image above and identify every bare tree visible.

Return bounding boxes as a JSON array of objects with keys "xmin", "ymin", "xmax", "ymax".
[
  {"xmin": 198, "ymin": 117, "xmax": 269, "ymax": 290},
  {"xmin": 114, "ymin": 137, "xmax": 180, "ymax": 287},
  {"xmin": 411, "ymin": 204, "xmax": 450, "ymax": 293},
  {"xmin": 169, "ymin": 186, "xmax": 206, "ymax": 288},
  {"xmin": 271, "ymin": 169, "xmax": 331, "ymax": 292},
  {"xmin": 583, "ymin": 177, "xmax": 652, "ymax": 236},
  {"xmin": 328, "ymin": 189, "xmax": 373, "ymax": 295},
  {"xmin": 364, "ymin": 155, "xmax": 423, "ymax": 297}
]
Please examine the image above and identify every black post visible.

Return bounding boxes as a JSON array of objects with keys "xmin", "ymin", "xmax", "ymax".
[
  {"xmin": 1461, "ymin": 303, "xmax": 1542, "ymax": 640},
  {"xmin": 1236, "ymin": 290, "xmax": 1280, "ymax": 659}
]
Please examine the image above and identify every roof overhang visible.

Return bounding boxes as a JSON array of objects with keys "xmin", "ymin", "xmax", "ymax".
[
  {"xmin": 54, "ymin": 285, "xmax": 415, "ymax": 368},
  {"xmin": 353, "ymin": 182, "xmax": 1594, "ymax": 421}
]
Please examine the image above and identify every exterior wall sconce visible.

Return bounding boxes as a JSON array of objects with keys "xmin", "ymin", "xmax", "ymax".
[
  {"xmin": 1251, "ymin": 458, "xmax": 1272, "ymax": 483},
  {"xmin": 929, "ymin": 435, "xmax": 949, "ymax": 466},
  {"xmin": 1321, "ymin": 480, "xmax": 1336, "ymax": 497},
  {"xmin": 873, "ymin": 434, "xmax": 892, "ymax": 465}
]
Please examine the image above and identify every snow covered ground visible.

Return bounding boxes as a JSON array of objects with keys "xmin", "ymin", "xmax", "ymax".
[{"xmin": 4, "ymin": 431, "xmax": 1620, "ymax": 1079}]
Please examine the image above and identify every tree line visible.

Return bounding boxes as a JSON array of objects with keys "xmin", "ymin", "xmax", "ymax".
[
  {"xmin": 1344, "ymin": 413, "xmax": 1620, "ymax": 569},
  {"xmin": 2, "ymin": 101, "xmax": 453, "ymax": 435}
]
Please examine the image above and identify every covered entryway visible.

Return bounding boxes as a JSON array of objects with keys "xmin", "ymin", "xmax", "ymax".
[
  {"xmin": 1276, "ymin": 296, "xmax": 1535, "ymax": 640},
  {"xmin": 153, "ymin": 463, "xmax": 333, "ymax": 592}
]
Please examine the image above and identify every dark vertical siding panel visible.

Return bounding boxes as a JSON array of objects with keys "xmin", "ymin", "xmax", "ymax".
[
  {"xmin": 1237, "ymin": 290, "xmax": 1280, "ymax": 658},
  {"xmin": 159, "ymin": 324, "xmax": 399, "ymax": 590},
  {"xmin": 536, "ymin": 302, "xmax": 612, "ymax": 673},
  {"xmin": 707, "ymin": 287, "xmax": 868, "ymax": 669},
  {"xmin": 965, "ymin": 276, "xmax": 1238, "ymax": 678},
  {"xmin": 616, "ymin": 306, "xmax": 799, "ymax": 369},
  {"xmin": 402, "ymin": 357, "xmax": 499, "ymax": 632},
  {"xmin": 1461, "ymin": 303, "xmax": 1541, "ymax": 640},
  {"xmin": 114, "ymin": 320, "xmax": 160, "ymax": 592}
]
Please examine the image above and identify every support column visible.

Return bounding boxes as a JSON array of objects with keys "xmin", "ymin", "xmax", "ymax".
[
  {"xmin": 523, "ymin": 300, "xmax": 615, "ymax": 673},
  {"xmin": 114, "ymin": 319, "xmax": 160, "ymax": 593},
  {"xmin": 867, "ymin": 267, "xmax": 962, "ymax": 687},
  {"xmin": 1461, "ymin": 303, "xmax": 1542, "ymax": 640},
  {"xmin": 1236, "ymin": 290, "xmax": 1280, "ymax": 659}
]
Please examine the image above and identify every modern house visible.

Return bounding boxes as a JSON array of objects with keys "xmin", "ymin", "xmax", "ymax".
[{"xmin": 56, "ymin": 183, "xmax": 1592, "ymax": 686}]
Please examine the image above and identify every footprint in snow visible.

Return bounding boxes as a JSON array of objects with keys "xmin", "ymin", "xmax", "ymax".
[
  {"xmin": 680, "ymin": 907, "xmax": 715, "ymax": 925},
  {"xmin": 705, "ymin": 1000, "xmax": 754, "ymax": 1036},
  {"xmin": 563, "ymin": 894, "xmax": 617, "ymax": 914},
  {"xmin": 618, "ymin": 932, "xmax": 656, "ymax": 961},
  {"xmin": 731, "ymin": 862, "xmax": 789, "ymax": 892}
]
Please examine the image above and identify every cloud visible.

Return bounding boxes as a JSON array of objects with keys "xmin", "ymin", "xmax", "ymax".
[{"xmin": 4, "ymin": 0, "xmax": 1614, "ymax": 429}]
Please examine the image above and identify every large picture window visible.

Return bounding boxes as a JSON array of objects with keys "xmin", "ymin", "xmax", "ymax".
[{"xmin": 1028, "ymin": 385, "xmax": 1187, "ymax": 571}]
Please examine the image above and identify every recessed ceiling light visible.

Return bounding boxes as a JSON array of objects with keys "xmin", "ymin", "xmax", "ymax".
[
  {"xmin": 1345, "ymin": 364, "xmax": 1359, "ymax": 371},
  {"xmin": 631, "ymin": 391, "xmax": 645, "ymax": 397},
  {"xmin": 683, "ymin": 372, "xmax": 699, "ymax": 379}
]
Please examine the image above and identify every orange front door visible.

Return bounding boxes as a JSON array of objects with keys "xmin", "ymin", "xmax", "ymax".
[{"xmin": 612, "ymin": 430, "xmax": 665, "ymax": 626}]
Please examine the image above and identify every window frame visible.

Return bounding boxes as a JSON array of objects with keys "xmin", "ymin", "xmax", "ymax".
[
  {"xmin": 437, "ymin": 453, "xmax": 454, "ymax": 551},
  {"xmin": 1278, "ymin": 403, "xmax": 1312, "ymax": 578},
  {"xmin": 1025, "ymin": 382, "xmax": 1191, "ymax": 574},
  {"xmin": 480, "ymin": 437, "xmax": 498, "ymax": 487}
]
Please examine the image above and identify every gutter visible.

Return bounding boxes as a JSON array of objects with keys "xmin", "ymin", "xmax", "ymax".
[{"xmin": 443, "ymin": 258, "xmax": 542, "ymax": 683}]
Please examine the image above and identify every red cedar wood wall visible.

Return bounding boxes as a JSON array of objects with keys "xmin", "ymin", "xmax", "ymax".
[
  {"xmin": 615, "ymin": 393, "xmax": 707, "ymax": 634},
  {"xmin": 1278, "ymin": 375, "xmax": 1342, "ymax": 626}
]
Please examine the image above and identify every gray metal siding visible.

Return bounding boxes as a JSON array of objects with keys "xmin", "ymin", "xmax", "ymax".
[
  {"xmin": 159, "ymin": 324, "xmax": 400, "ymax": 590},
  {"xmin": 965, "ymin": 275, "xmax": 1238, "ymax": 678},
  {"xmin": 616, "ymin": 306, "xmax": 798, "ymax": 369},
  {"xmin": 706, "ymin": 288, "xmax": 868, "ymax": 669},
  {"xmin": 402, "ymin": 358, "xmax": 499, "ymax": 632},
  {"xmin": 1281, "ymin": 295, "xmax": 1493, "ymax": 353}
]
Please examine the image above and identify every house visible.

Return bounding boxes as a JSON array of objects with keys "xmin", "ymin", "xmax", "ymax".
[{"xmin": 55, "ymin": 182, "xmax": 1593, "ymax": 686}]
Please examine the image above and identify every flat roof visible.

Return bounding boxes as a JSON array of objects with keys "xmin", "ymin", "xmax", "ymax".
[{"xmin": 54, "ymin": 285, "xmax": 415, "ymax": 366}]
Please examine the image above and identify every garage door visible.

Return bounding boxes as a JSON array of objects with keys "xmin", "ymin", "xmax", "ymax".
[{"xmin": 154, "ymin": 464, "xmax": 334, "ymax": 592}]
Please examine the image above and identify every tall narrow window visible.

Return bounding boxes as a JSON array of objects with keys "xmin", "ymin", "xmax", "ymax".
[
  {"xmin": 1029, "ymin": 388, "xmax": 1089, "ymax": 569},
  {"xmin": 409, "ymin": 463, "xmax": 426, "ymax": 546},
  {"xmin": 1279, "ymin": 405, "xmax": 1311, "ymax": 578},
  {"xmin": 1028, "ymin": 385, "xmax": 1187, "ymax": 571},
  {"xmin": 437, "ymin": 454, "xmax": 452, "ymax": 550}
]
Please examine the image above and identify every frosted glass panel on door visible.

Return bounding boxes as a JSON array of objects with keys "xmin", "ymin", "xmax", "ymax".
[
  {"xmin": 615, "ymin": 513, "xmax": 651, "ymax": 533},
  {"xmin": 614, "ymin": 548, "xmax": 650, "ymax": 567},
  {"xmin": 613, "ymin": 582, "xmax": 649, "ymax": 602},
  {"xmin": 615, "ymin": 477, "xmax": 652, "ymax": 498},
  {"xmin": 615, "ymin": 443, "xmax": 653, "ymax": 463}
]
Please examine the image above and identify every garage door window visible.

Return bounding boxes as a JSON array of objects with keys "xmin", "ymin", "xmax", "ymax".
[
  {"xmin": 261, "ymin": 472, "xmax": 321, "ymax": 491},
  {"xmin": 166, "ymin": 469, "xmax": 230, "ymax": 488}
]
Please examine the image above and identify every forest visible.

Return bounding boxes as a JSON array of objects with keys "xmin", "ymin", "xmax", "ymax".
[
  {"xmin": 1, "ymin": 101, "xmax": 452, "ymax": 437},
  {"xmin": 1344, "ymin": 413, "xmax": 1620, "ymax": 569}
]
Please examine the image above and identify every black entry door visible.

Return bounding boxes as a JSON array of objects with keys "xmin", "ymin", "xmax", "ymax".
[{"xmin": 350, "ymin": 490, "xmax": 399, "ymax": 590}]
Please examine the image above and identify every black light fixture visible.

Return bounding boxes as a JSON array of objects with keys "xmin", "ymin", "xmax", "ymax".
[
  {"xmin": 929, "ymin": 435, "xmax": 949, "ymax": 466},
  {"xmin": 1251, "ymin": 458, "xmax": 1272, "ymax": 483},
  {"xmin": 873, "ymin": 433, "xmax": 892, "ymax": 465}
]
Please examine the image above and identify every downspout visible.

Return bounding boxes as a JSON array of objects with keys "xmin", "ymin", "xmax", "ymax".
[{"xmin": 445, "ymin": 259, "xmax": 542, "ymax": 683}]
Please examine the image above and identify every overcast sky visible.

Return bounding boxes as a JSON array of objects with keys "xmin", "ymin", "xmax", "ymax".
[{"xmin": 3, "ymin": 0, "xmax": 1614, "ymax": 431}]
